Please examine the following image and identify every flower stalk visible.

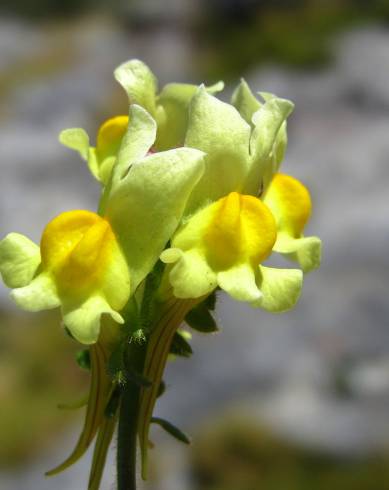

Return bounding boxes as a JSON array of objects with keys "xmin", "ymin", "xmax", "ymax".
[{"xmin": 117, "ymin": 337, "xmax": 146, "ymax": 490}]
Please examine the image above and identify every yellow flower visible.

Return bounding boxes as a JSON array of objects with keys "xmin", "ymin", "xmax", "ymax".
[
  {"xmin": 0, "ymin": 105, "xmax": 206, "ymax": 343},
  {"xmin": 161, "ymin": 191, "xmax": 303, "ymax": 311},
  {"xmin": 1, "ymin": 210, "xmax": 130, "ymax": 344},
  {"xmin": 59, "ymin": 115, "xmax": 129, "ymax": 185},
  {"xmin": 263, "ymin": 173, "xmax": 321, "ymax": 272}
]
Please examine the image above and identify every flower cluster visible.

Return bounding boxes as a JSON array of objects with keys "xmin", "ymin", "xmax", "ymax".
[{"xmin": 0, "ymin": 60, "xmax": 321, "ymax": 488}]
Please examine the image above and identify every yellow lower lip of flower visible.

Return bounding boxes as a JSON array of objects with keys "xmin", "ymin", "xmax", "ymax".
[
  {"xmin": 40, "ymin": 210, "xmax": 117, "ymax": 292},
  {"xmin": 202, "ymin": 192, "xmax": 277, "ymax": 270},
  {"xmin": 96, "ymin": 115, "xmax": 129, "ymax": 158},
  {"xmin": 264, "ymin": 173, "xmax": 312, "ymax": 237}
]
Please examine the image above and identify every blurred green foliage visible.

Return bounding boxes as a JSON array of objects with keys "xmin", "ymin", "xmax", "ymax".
[
  {"xmin": 2, "ymin": 0, "xmax": 389, "ymax": 81},
  {"xmin": 191, "ymin": 416, "xmax": 389, "ymax": 490},
  {"xmin": 0, "ymin": 0, "xmax": 95, "ymax": 18},
  {"xmin": 198, "ymin": 0, "xmax": 389, "ymax": 79},
  {"xmin": 0, "ymin": 309, "xmax": 88, "ymax": 467}
]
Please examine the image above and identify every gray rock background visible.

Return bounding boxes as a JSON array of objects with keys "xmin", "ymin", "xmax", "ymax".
[{"xmin": 0, "ymin": 10, "xmax": 389, "ymax": 490}]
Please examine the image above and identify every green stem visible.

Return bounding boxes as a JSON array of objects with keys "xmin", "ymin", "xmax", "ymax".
[{"xmin": 117, "ymin": 341, "xmax": 145, "ymax": 490}]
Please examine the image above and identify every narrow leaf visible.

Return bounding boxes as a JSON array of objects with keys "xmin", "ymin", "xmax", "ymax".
[{"xmin": 151, "ymin": 417, "xmax": 191, "ymax": 444}]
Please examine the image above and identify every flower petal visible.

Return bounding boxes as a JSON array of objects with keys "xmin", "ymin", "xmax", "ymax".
[
  {"xmin": 263, "ymin": 173, "xmax": 312, "ymax": 237},
  {"xmin": 0, "ymin": 233, "xmax": 40, "ymax": 288},
  {"xmin": 62, "ymin": 295, "xmax": 124, "ymax": 345},
  {"xmin": 105, "ymin": 147, "xmax": 205, "ymax": 293},
  {"xmin": 161, "ymin": 249, "xmax": 217, "ymax": 299},
  {"xmin": 245, "ymin": 96, "xmax": 294, "ymax": 195},
  {"xmin": 253, "ymin": 265, "xmax": 303, "ymax": 312},
  {"xmin": 231, "ymin": 78, "xmax": 261, "ymax": 124},
  {"xmin": 217, "ymin": 263, "xmax": 262, "ymax": 302},
  {"xmin": 263, "ymin": 173, "xmax": 321, "ymax": 272},
  {"xmin": 162, "ymin": 192, "xmax": 277, "ymax": 300},
  {"xmin": 274, "ymin": 234, "xmax": 322, "ymax": 273},
  {"xmin": 184, "ymin": 86, "xmax": 251, "ymax": 214},
  {"xmin": 59, "ymin": 128, "xmax": 101, "ymax": 181},
  {"xmin": 250, "ymin": 93, "xmax": 293, "ymax": 162},
  {"xmin": 59, "ymin": 128, "xmax": 89, "ymax": 160},
  {"xmin": 11, "ymin": 273, "xmax": 60, "ymax": 311},
  {"xmin": 109, "ymin": 105, "xmax": 157, "ymax": 189},
  {"xmin": 156, "ymin": 81, "xmax": 224, "ymax": 151},
  {"xmin": 114, "ymin": 59, "xmax": 157, "ymax": 116},
  {"xmin": 96, "ymin": 115, "xmax": 129, "ymax": 160},
  {"xmin": 259, "ymin": 92, "xmax": 288, "ymax": 166}
]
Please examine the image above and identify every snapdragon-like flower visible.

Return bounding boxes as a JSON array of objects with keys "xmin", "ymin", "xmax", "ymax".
[
  {"xmin": 0, "ymin": 58, "xmax": 322, "ymax": 490},
  {"xmin": 0, "ymin": 105, "xmax": 205, "ymax": 345},
  {"xmin": 0, "ymin": 211, "xmax": 129, "ymax": 344},
  {"xmin": 161, "ymin": 191, "xmax": 302, "ymax": 311}
]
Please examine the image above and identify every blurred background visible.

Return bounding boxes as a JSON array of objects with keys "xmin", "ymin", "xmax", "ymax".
[{"xmin": 1, "ymin": 0, "xmax": 389, "ymax": 489}]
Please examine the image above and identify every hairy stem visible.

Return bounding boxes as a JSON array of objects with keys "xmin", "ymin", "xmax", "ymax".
[{"xmin": 117, "ymin": 341, "xmax": 145, "ymax": 490}]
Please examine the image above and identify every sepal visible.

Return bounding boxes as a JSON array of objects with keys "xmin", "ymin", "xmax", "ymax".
[
  {"xmin": 169, "ymin": 330, "xmax": 193, "ymax": 358},
  {"xmin": 185, "ymin": 299, "xmax": 219, "ymax": 333}
]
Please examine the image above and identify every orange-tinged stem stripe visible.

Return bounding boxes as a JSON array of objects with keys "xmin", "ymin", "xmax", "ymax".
[
  {"xmin": 46, "ymin": 342, "xmax": 113, "ymax": 476},
  {"xmin": 138, "ymin": 298, "xmax": 198, "ymax": 479}
]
